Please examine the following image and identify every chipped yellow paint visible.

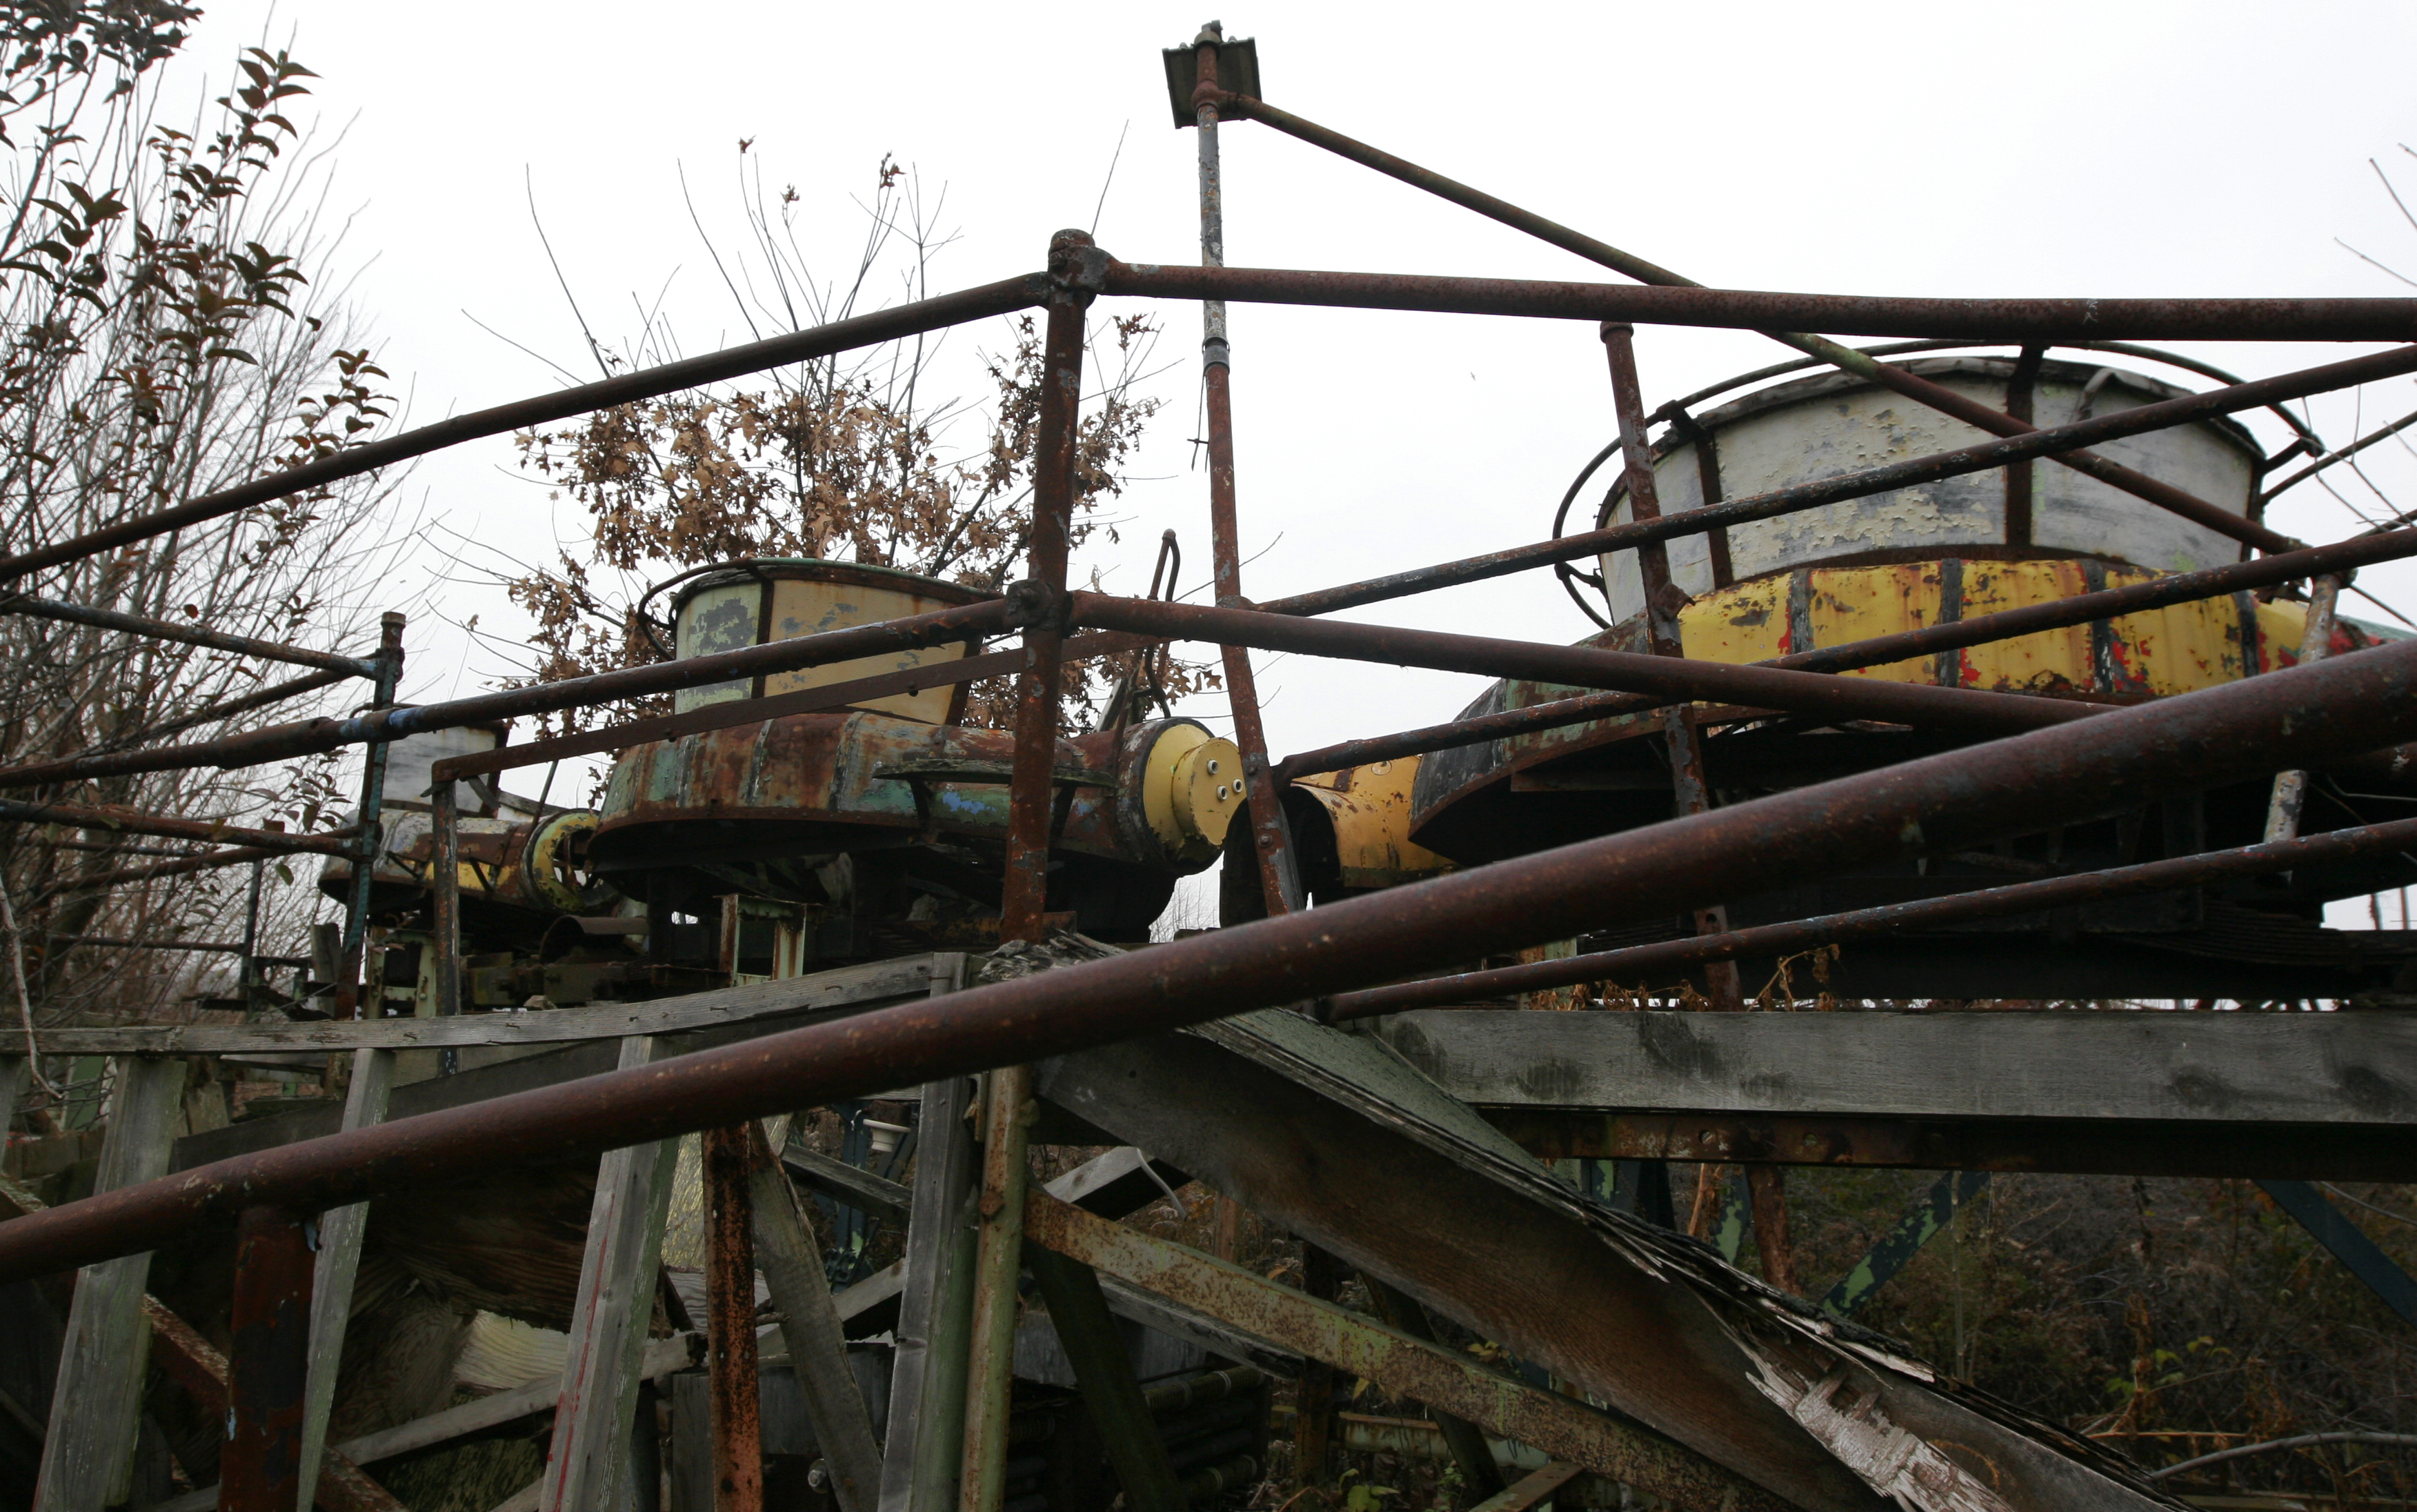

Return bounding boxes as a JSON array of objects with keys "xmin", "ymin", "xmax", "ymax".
[
  {"xmin": 1297, "ymin": 756, "xmax": 1455, "ymax": 889},
  {"xmin": 1672, "ymin": 558, "xmax": 2254, "ymax": 697}
]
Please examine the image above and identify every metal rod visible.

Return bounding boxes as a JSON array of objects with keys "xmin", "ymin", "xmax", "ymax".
[
  {"xmin": 0, "ymin": 593, "xmax": 381, "ymax": 676},
  {"xmin": 221, "ymin": 1204, "xmax": 314, "ymax": 1512},
  {"xmin": 1275, "ymin": 524, "xmax": 2417, "ymax": 780},
  {"xmin": 31, "ymin": 934, "xmax": 247, "ymax": 953},
  {"xmin": 88, "ymin": 666, "xmax": 355, "ymax": 757},
  {"xmin": 1068, "ymin": 593, "xmax": 2098, "ymax": 737},
  {"xmin": 31, "ymin": 843, "xmax": 289, "ymax": 904},
  {"xmin": 1324, "ymin": 810, "xmax": 2417, "ymax": 1018},
  {"xmin": 704, "ymin": 1124, "xmax": 766, "ymax": 1512},
  {"xmin": 9, "ymin": 635, "xmax": 2417, "ymax": 1282},
  {"xmin": 0, "ymin": 800, "xmax": 359, "ymax": 856},
  {"xmin": 2260, "ymin": 403, "xmax": 2417, "ymax": 504},
  {"xmin": 1097, "ymin": 257, "xmax": 2417, "ymax": 348},
  {"xmin": 1262, "ymin": 341, "xmax": 2417, "ymax": 623},
  {"xmin": 999, "ymin": 232, "xmax": 1095, "ymax": 939},
  {"xmin": 1195, "ymin": 27, "xmax": 1299, "ymax": 917},
  {"xmin": 0, "ymin": 595, "xmax": 1024, "ymax": 793},
  {"xmin": 335, "ymin": 613, "xmax": 406, "ymax": 1019},
  {"xmin": 2265, "ymin": 575, "xmax": 2345, "ymax": 844},
  {"xmin": 0, "ymin": 275, "xmax": 1050, "ymax": 585}
]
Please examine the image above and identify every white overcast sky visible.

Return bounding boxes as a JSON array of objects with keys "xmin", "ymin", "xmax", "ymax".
[{"xmin": 170, "ymin": 1, "xmax": 2417, "ymax": 853}]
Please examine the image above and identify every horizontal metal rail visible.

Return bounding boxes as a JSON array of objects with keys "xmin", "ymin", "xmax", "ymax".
[
  {"xmin": 0, "ymin": 275, "xmax": 1051, "ymax": 585},
  {"xmin": 37, "ymin": 935, "xmax": 248, "ymax": 955},
  {"xmin": 1266, "ymin": 341, "xmax": 2417, "ymax": 619},
  {"xmin": 1067, "ymin": 594, "xmax": 2097, "ymax": 737},
  {"xmin": 0, "ymin": 595, "xmax": 383, "ymax": 677},
  {"xmin": 6, "ymin": 633, "xmax": 2417, "ymax": 1282},
  {"xmin": 1208, "ymin": 94, "xmax": 2300, "ymax": 554},
  {"xmin": 32, "ymin": 844, "xmax": 287, "ymax": 903},
  {"xmin": 430, "ymin": 630, "xmax": 1153, "ymax": 784},
  {"xmin": 1099, "ymin": 259, "xmax": 2417, "ymax": 345},
  {"xmin": 1277, "ymin": 526, "xmax": 2417, "ymax": 779},
  {"xmin": 0, "ymin": 597, "xmax": 1025, "ymax": 792},
  {"xmin": 1326, "ymin": 814, "xmax": 2417, "ymax": 1017},
  {"xmin": 0, "ymin": 801, "xmax": 359, "ymax": 857}
]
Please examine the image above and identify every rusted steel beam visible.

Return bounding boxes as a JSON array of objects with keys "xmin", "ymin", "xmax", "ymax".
[
  {"xmin": 428, "ymin": 628, "xmax": 1155, "ymax": 784},
  {"xmin": 960, "ymin": 1064, "xmax": 1036, "ymax": 1512},
  {"xmin": 0, "ymin": 595, "xmax": 1024, "ymax": 792},
  {"xmin": 1022, "ymin": 1189, "xmax": 1791, "ymax": 1512},
  {"xmin": 0, "ymin": 799, "xmax": 359, "ymax": 855},
  {"xmin": 1001, "ymin": 232, "xmax": 1096, "ymax": 939},
  {"xmin": 1326, "ymin": 812, "xmax": 2417, "ymax": 1018},
  {"xmin": 1100, "ymin": 257, "xmax": 2417, "ymax": 346},
  {"xmin": 34, "ymin": 933, "xmax": 246, "ymax": 953},
  {"xmin": 1276, "ymin": 524, "xmax": 2417, "ymax": 779},
  {"xmin": 704, "ymin": 1124, "xmax": 766, "ymax": 1512},
  {"xmin": 95, "ymin": 665, "xmax": 355, "ymax": 757},
  {"xmin": 222, "ymin": 1205, "xmax": 315, "ymax": 1512},
  {"xmin": 0, "ymin": 275, "xmax": 1049, "ymax": 584},
  {"xmin": 1070, "ymin": 592, "xmax": 2096, "ymax": 737},
  {"xmin": 1263, "ymin": 341, "xmax": 2417, "ymax": 621},
  {"xmin": 2262, "ymin": 403, "xmax": 2417, "ymax": 504},
  {"xmin": 0, "ymin": 592, "xmax": 382, "ymax": 675},
  {"xmin": 31, "ymin": 842, "xmax": 286, "ymax": 902},
  {"xmin": 8, "ymin": 635, "xmax": 2417, "ymax": 1282},
  {"xmin": 335, "ymin": 612, "xmax": 406, "ymax": 1018}
]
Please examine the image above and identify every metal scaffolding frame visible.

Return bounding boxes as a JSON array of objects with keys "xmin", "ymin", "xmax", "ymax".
[{"xmin": 2, "ymin": 33, "xmax": 2416, "ymax": 1511}]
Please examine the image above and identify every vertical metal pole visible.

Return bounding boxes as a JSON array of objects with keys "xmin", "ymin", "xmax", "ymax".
[
  {"xmin": 241, "ymin": 855, "xmax": 265, "ymax": 999},
  {"xmin": 336, "ymin": 613, "xmax": 405, "ymax": 1019},
  {"xmin": 223, "ymin": 1204, "xmax": 315, "ymax": 1512},
  {"xmin": 2265, "ymin": 573, "xmax": 2345, "ymax": 844},
  {"xmin": 1195, "ymin": 26, "xmax": 1301, "ymax": 919},
  {"xmin": 704, "ymin": 1124, "xmax": 765, "ymax": 1512},
  {"xmin": 964, "ymin": 234, "xmax": 1093, "ymax": 1512},
  {"xmin": 430, "ymin": 779, "xmax": 463, "ymax": 1021},
  {"xmin": 1603, "ymin": 321, "xmax": 1800, "ymax": 1277}
]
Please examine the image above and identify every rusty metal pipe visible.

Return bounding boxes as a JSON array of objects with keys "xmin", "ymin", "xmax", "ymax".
[
  {"xmin": 0, "ymin": 275, "xmax": 1049, "ymax": 585},
  {"xmin": 1099, "ymin": 259, "xmax": 2417, "ymax": 347},
  {"xmin": 29, "ymin": 842, "xmax": 288, "ymax": 903},
  {"xmin": 221, "ymin": 1205, "xmax": 314, "ymax": 1512},
  {"xmin": 1275, "ymin": 525, "xmax": 2417, "ymax": 779},
  {"xmin": 1326, "ymin": 813, "xmax": 2417, "ymax": 1018},
  {"xmin": 1264, "ymin": 341, "xmax": 2417, "ymax": 621},
  {"xmin": 1068, "ymin": 594, "xmax": 2095, "ymax": 737},
  {"xmin": 704, "ymin": 1124, "xmax": 766, "ymax": 1512},
  {"xmin": 0, "ymin": 595, "xmax": 1024, "ymax": 792},
  {"xmin": 0, "ymin": 799, "xmax": 360, "ymax": 856},
  {"xmin": 8, "ymin": 635, "xmax": 2417, "ymax": 1283},
  {"xmin": 0, "ymin": 592, "xmax": 382, "ymax": 676}
]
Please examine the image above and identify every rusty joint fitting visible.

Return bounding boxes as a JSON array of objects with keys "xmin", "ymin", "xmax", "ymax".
[
  {"xmin": 1047, "ymin": 229, "xmax": 1108, "ymax": 303},
  {"xmin": 1004, "ymin": 578, "xmax": 1070, "ymax": 633}
]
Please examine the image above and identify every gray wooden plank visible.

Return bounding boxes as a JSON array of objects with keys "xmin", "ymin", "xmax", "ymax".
[
  {"xmin": 0, "ymin": 1055, "xmax": 26, "ymax": 1137},
  {"xmin": 748, "ymin": 1124, "xmax": 884, "ymax": 1512},
  {"xmin": 296, "ymin": 1046, "xmax": 397, "ymax": 1509},
  {"xmin": 42, "ymin": 953, "xmax": 941, "ymax": 1053},
  {"xmin": 1370, "ymin": 1008, "xmax": 2417, "ymax": 1125},
  {"xmin": 34, "ymin": 1057, "xmax": 183, "ymax": 1511},
  {"xmin": 878, "ymin": 957, "xmax": 975, "ymax": 1512},
  {"xmin": 542, "ymin": 1037, "xmax": 682, "ymax": 1512}
]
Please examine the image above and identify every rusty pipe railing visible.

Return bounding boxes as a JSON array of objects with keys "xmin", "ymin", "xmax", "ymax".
[
  {"xmin": 1275, "ymin": 525, "xmax": 2417, "ymax": 780},
  {"xmin": 0, "ymin": 594, "xmax": 384, "ymax": 677},
  {"xmin": 1325, "ymin": 813, "xmax": 2417, "ymax": 1018},
  {"xmin": 0, "ymin": 595, "xmax": 1026, "ymax": 791},
  {"xmin": 1066, "ymin": 594, "xmax": 2098, "ymax": 737},
  {"xmin": 0, "ymin": 800, "xmax": 361, "ymax": 857},
  {"xmin": 8, "ymin": 634, "xmax": 2417, "ymax": 1282}
]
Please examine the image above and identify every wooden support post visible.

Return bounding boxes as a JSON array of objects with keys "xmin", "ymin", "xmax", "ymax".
[
  {"xmin": 1023, "ymin": 1245, "xmax": 1184, "ymax": 1512},
  {"xmin": 1360, "ymin": 1273, "xmax": 1506, "ymax": 1499},
  {"xmin": 704, "ymin": 1124, "xmax": 766, "ymax": 1512},
  {"xmin": 298, "ymin": 1046, "xmax": 397, "ymax": 1507},
  {"xmin": 430, "ymin": 779, "xmax": 464, "ymax": 1021},
  {"xmin": 2266, "ymin": 573, "xmax": 2344, "ymax": 844},
  {"xmin": 544, "ymin": 1037, "xmax": 681, "ymax": 1512},
  {"xmin": 34, "ymin": 1055, "xmax": 180, "ymax": 1511},
  {"xmin": 0, "ymin": 1054, "xmax": 25, "ymax": 1137},
  {"xmin": 1292, "ymin": 1242, "xmax": 1342, "ymax": 1488},
  {"xmin": 742, "ymin": 1120, "xmax": 882, "ymax": 1512},
  {"xmin": 224, "ymin": 1206, "xmax": 315, "ymax": 1512},
  {"xmin": 957, "ymin": 1065, "xmax": 1033, "ymax": 1512},
  {"xmin": 877, "ymin": 1062, "xmax": 979, "ymax": 1512}
]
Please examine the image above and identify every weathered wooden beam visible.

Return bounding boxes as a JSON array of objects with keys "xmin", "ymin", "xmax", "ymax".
[
  {"xmin": 41, "ymin": 954, "xmax": 941, "ymax": 1054},
  {"xmin": 0, "ymin": 1055, "xmax": 26, "ymax": 1137},
  {"xmin": 1373, "ymin": 1009, "xmax": 2417, "ymax": 1126},
  {"xmin": 783, "ymin": 1141, "xmax": 914, "ymax": 1226},
  {"xmin": 1024, "ymin": 1244, "xmax": 1186, "ymax": 1512},
  {"xmin": 1490, "ymin": 1108, "xmax": 2417, "ymax": 1180},
  {"xmin": 1022, "ymin": 1189, "xmax": 1789, "ymax": 1512},
  {"xmin": 1359, "ymin": 1273, "xmax": 1506, "ymax": 1498},
  {"xmin": 541, "ymin": 1037, "xmax": 681, "ymax": 1512},
  {"xmin": 959, "ymin": 1064, "xmax": 1034, "ymax": 1512},
  {"xmin": 744, "ymin": 1120, "xmax": 884, "ymax": 1512},
  {"xmin": 1467, "ymin": 1462, "xmax": 1582, "ymax": 1512},
  {"xmin": 34, "ymin": 1057, "xmax": 181, "ymax": 1511},
  {"xmin": 298, "ymin": 1045, "xmax": 397, "ymax": 1506}
]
